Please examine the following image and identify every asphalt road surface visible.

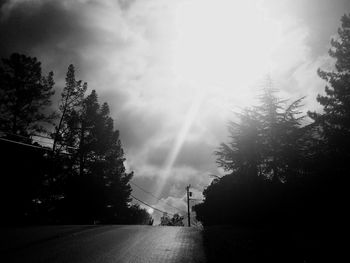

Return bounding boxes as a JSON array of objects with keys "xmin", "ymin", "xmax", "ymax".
[{"xmin": 1, "ymin": 225, "xmax": 206, "ymax": 263}]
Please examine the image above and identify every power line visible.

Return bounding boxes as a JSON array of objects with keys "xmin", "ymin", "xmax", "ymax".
[
  {"xmin": 0, "ymin": 131, "xmax": 54, "ymax": 148},
  {"xmin": 0, "ymin": 130, "xmax": 52, "ymax": 141},
  {"xmin": 130, "ymin": 194, "xmax": 175, "ymax": 216},
  {"xmin": 1, "ymin": 131, "xmax": 188, "ymax": 217},
  {"xmin": 0, "ymin": 137, "xmax": 52, "ymax": 150},
  {"xmin": 0, "ymin": 130, "xmax": 79, "ymax": 151},
  {"xmin": 129, "ymin": 181, "xmax": 186, "ymax": 214},
  {"xmin": 0, "ymin": 137, "xmax": 72, "ymax": 155}
]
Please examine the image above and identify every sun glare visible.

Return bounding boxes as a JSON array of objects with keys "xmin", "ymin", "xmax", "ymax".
[
  {"xmin": 154, "ymin": 92, "xmax": 203, "ymax": 198},
  {"xmin": 153, "ymin": 0, "xmax": 286, "ymax": 193},
  {"xmin": 172, "ymin": 0, "xmax": 282, "ymax": 106}
]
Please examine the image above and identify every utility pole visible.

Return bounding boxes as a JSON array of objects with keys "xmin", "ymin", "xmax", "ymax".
[{"xmin": 186, "ymin": 184, "xmax": 191, "ymax": 227}]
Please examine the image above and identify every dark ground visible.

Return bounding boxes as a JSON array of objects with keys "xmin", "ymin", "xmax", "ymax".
[
  {"xmin": 1, "ymin": 225, "xmax": 205, "ymax": 263},
  {"xmin": 0, "ymin": 225, "xmax": 342, "ymax": 263},
  {"xmin": 202, "ymin": 225, "xmax": 340, "ymax": 263}
]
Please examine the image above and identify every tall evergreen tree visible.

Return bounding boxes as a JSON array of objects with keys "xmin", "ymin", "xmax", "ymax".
[
  {"xmin": 216, "ymin": 108, "xmax": 260, "ymax": 182},
  {"xmin": 216, "ymin": 83, "xmax": 305, "ymax": 183},
  {"xmin": 60, "ymin": 89, "xmax": 132, "ymax": 223},
  {"xmin": 52, "ymin": 64, "xmax": 87, "ymax": 155},
  {"xmin": 0, "ymin": 53, "xmax": 55, "ymax": 224},
  {"xmin": 256, "ymin": 86, "xmax": 305, "ymax": 183},
  {"xmin": 309, "ymin": 14, "xmax": 350, "ymax": 175},
  {"xmin": 0, "ymin": 53, "xmax": 55, "ymax": 138},
  {"xmin": 307, "ymin": 14, "xmax": 350, "ymax": 233},
  {"xmin": 200, "ymin": 82, "xmax": 307, "ymax": 226}
]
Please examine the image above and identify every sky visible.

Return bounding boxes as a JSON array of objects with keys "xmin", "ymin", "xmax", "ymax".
[{"xmin": 1, "ymin": 0, "xmax": 350, "ymax": 224}]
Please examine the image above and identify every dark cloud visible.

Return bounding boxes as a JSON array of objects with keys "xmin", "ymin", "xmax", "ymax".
[
  {"xmin": 118, "ymin": 0, "xmax": 136, "ymax": 11},
  {"xmin": 1, "ymin": 1, "xmax": 79, "ymax": 57},
  {"xmin": 118, "ymin": 108, "xmax": 166, "ymax": 150},
  {"xmin": 0, "ymin": 1, "xmax": 134, "ymax": 99},
  {"xmin": 0, "ymin": 0, "xmax": 150, "ymax": 151},
  {"xmin": 146, "ymin": 141, "xmax": 172, "ymax": 167},
  {"xmin": 0, "ymin": 0, "xmax": 131, "ymax": 72}
]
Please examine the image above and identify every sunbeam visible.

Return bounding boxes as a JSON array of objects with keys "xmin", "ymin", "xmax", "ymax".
[{"xmin": 154, "ymin": 90, "xmax": 204, "ymax": 198}]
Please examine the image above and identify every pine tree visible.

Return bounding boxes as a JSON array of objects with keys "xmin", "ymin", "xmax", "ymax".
[
  {"xmin": 215, "ymin": 108, "xmax": 260, "ymax": 182},
  {"xmin": 309, "ymin": 14, "xmax": 350, "ymax": 174},
  {"xmin": 256, "ymin": 86, "xmax": 305, "ymax": 183},
  {"xmin": 199, "ymin": 82, "xmax": 307, "ymax": 226},
  {"xmin": 0, "ymin": 53, "xmax": 55, "ymax": 138},
  {"xmin": 216, "ymin": 82, "xmax": 305, "ymax": 183},
  {"xmin": 0, "ymin": 53, "xmax": 55, "ymax": 224},
  {"xmin": 305, "ymin": 14, "xmax": 350, "ymax": 234},
  {"xmin": 52, "ymin": 64, "xmax": 87, "ymax": 155},
  {"xmin": 61, "ymin": 89, "xmax": 132, "ymax": 223}
]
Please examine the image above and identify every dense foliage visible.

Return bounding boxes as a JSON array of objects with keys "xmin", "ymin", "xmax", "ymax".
[
  {"xmin": 0, "ymin": 55, "xmax": 152, "ymax": 225},
  {"xmin": 195, "ymin": 86, "xmax": 313, "ymax": 227},
  {"xmin": 0, "ymin": 53, "xmax": 55, "ymax": 138},
  {"xmin": 195, "ymin": 14, "xmax": 350, "ymax": 231},
  {"xmin": 160, "ymin": 213, "xmax": 184, "ymax": 226}
]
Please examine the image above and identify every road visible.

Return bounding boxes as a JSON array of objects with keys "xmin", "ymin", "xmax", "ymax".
[{"xmin": 1, "ymin": 225, "xmax": 206, "ymax": 263}]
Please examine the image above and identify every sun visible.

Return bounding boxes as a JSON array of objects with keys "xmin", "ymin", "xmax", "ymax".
[
  {"xmin": 171, "ymin": 0, "xmax": 282, "ymax": 107},
  {"xmin": 152, "ymin": 0, "xmax": 287, "ymax": 197}
]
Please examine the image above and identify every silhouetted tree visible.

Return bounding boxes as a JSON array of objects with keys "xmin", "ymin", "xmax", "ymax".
[
  {"xmin": 0, "ymin": 57, "xmax": 136, "ymax": 225},
  {"xmin": 216, "ymin": 83, "xmax": 306, "ymax": 184},
  {"xmin": 160, "ymin": 212, "xmax": 171, "ymax": 225},
  {"xmin": 126, "ymin": 204, "xmax": 154, "ymax": 225},
  {"xmin": 256, "ymin": 85, "xmax": 306, "ymax": 183},
  {"xmin": 309, "ymin": 13, "xmax": 350, "ymax": 177},
  {"xmin": 160, "ymin": 213, "xmax": 184, "ymax": 226},
  {"xmin": 58, "ymin": 89, "xmax": 133, "ymax": 224},
  {"xmin": 198, "ymin": 81, "xmax": 308, "ymax": 227},
  {"xmin": 195, "ymin": 14, "xmax": 349, "ymax": 261},
  {"xmin": 0, "ymin": 53, "xmax": 55, "ymax": 139},
  {"xmin": 0, "ymin": 53, "xmax": 55, "ymax": 224},
  {"xmin": 307, "ymin": 14, "xmax": 350, "ymax": 231},
  {"xmin": 170, "ymin": 213, "xmax": 184, "ymax": 226},
  {"xmin": 216, "ymin": 109, "xmax": 260, "ymax": 182},
  {"xmin": 52, "ymin": 64, "xmax": 86, "ymax": 156}
]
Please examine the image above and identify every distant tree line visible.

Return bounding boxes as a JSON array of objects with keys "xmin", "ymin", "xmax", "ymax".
[
  {"xmin": 160, "ymin": 213, "xmax": 184, "ymax": 226},
  {"xmin": 0, "ymin": 54, "xmax": 152, "ymax": 225},
  {"xmin": 194, "ymin": 14, "xmax": 350, "ymax": 233}
]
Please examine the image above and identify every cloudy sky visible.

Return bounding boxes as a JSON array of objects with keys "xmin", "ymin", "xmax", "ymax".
[{"xmin": 1, "ymin": 0, "xmax": 350, "ymax": 223}]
